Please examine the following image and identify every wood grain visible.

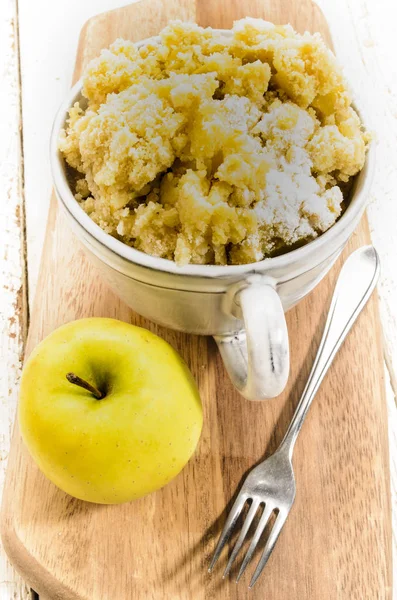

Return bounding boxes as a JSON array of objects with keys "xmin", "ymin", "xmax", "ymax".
[{"xmin": 1, "ymin": 1, "xmax": 392, "ymax": 598}]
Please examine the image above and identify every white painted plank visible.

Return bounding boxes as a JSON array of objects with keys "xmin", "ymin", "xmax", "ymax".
[{"xmin": 0, "ymin": 1, "xmax": 31, "ymax": 599}]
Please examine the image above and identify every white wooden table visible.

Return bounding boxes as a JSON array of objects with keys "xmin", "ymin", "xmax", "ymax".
[{"xmin": 0, "ymin": 0, "xmax": 396, "ymax": 597}]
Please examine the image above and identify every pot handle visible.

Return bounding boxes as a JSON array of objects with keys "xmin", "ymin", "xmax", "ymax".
[{"xmin": 214, "ymin": 275, "xmax": 289, "ymax": 400}]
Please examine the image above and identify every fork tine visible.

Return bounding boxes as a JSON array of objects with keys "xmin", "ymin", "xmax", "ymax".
[
  {"xmin": 236, "ymin": 503, "xmax": 273, "ymax": 582},
  {"xmin": 208, "ymin": 494, "xmax": 247, "ymax": 572},
  {"xmin": 249, "ymin": 511, "xmax": 287, "ymax": 589},
  {"xmin": 223, "ymin": 499, "xmax": 260, "ymax": 578}
]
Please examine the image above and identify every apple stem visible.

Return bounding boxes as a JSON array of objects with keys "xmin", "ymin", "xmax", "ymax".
[{"xmin": 66, "ymin": 372, "xmax": 104, "ymax": 400}]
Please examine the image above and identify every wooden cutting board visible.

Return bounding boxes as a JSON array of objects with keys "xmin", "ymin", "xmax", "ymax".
[{"xmin": 1, "ymin": 1, "xmax": 392, "ymax": 599}]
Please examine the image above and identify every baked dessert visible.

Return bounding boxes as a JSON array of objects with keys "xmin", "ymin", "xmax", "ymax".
[{"xmin": 59, "ymin": 18, "xmax": 369, "ymax": 265}]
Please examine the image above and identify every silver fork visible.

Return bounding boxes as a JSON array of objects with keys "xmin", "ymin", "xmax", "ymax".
[{"xmin": 209, "ymin": 245, "xmax": 380, "ymax": 588}]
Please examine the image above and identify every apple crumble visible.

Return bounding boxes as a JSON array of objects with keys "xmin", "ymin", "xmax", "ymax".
[{"xmin": 59, "ymin": 18, "xmax": 369, "ymax": 265}]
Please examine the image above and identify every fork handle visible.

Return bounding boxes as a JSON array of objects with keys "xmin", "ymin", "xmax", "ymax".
[{"xmin": 279, "ymin": 246, "xmax": 380, "ymax": 459}]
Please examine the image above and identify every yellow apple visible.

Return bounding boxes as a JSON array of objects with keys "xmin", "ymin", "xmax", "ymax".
[{"xmin": 18, "ymin": 318, "xmax": 203, "ymax": 504}]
